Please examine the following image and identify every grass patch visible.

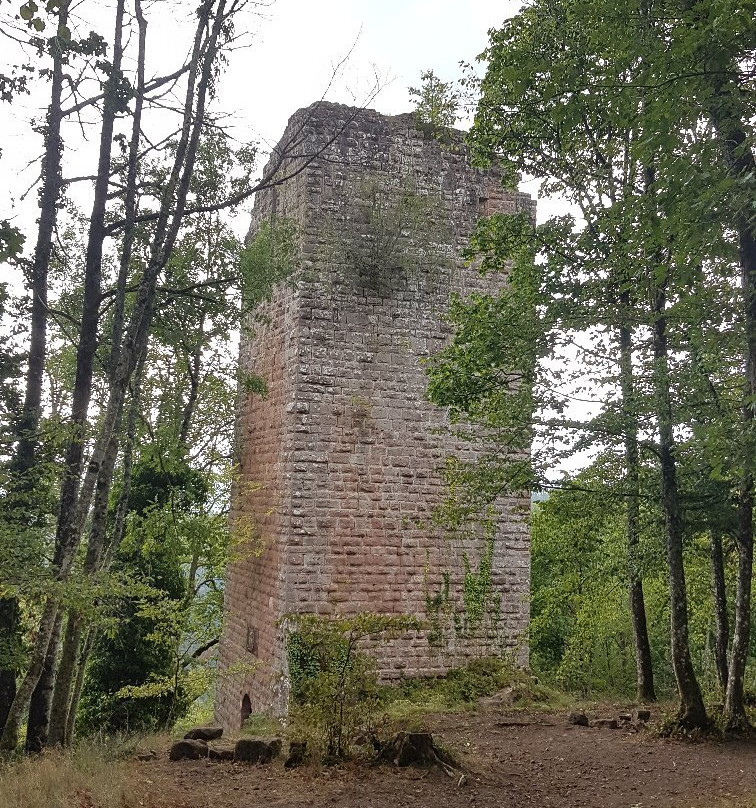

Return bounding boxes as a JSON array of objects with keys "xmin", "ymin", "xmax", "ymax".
[
  {"xmin": 172, "ymin": 698, "xmax": 215, "ymax": 736},
  {"xmin": 241, "ymin": 713, "xmax": 285, "ymax": 737},
  {"xmin": 384, "ymin": 656, "xmax": 568, "ymax": 723},
  {"xmin": 0, "ymin": 740, "xmax": 144, "ymax": 808}
]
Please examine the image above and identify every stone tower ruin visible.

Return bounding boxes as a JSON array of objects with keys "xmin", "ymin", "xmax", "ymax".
[{"xmin": 215, "ymin": 102, "xmax": 533, "ymax": 726}]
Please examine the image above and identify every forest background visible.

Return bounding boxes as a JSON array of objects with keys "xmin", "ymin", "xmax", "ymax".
[{"xmin": 0, "ymin": 0, "xmax": 754, "ymax": 761}]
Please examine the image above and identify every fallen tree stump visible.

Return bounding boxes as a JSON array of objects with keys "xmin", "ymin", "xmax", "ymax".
[{"xmin": 377, "ymin": 732, "xmax": 465, "ymax": 784}]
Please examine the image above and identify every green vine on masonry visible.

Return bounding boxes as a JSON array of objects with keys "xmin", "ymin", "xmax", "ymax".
[
  {"xmin": 240, "ymin": 216, "xmax": 299, "ymax": 319},
  {"xmin": 423, "ymin": 470, "xmax": 504, "ymax": 645},
  {"xmin": 423, "ymin": 566, "xmax": 451, "ymax": 647},
  {"xmin": 286, "ymin": 630, "xmax": 323, "ymax": 701},
  {"xmin": 326, "ymin": 174, "xmax": 451, "ymax": 295},
  {"xmin": 462, "ymin": 535, "xmax": 494, "ymax": 626}
]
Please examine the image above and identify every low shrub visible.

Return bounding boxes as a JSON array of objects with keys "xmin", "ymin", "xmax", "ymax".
[
  {"xmin": 283, "ymin": 612, "xmax": 421, "ymax": 760},
  {"xmin": 387, "ymin": 655, "xmax": 561, "ymax": 721}
]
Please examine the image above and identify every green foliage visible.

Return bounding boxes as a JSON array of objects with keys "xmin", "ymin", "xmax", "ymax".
[
  {"xmin": 408, "ymin": 69, "xmax": 460, "ymax": 141},
  {"xmin": 325, "ymin": 174, "xmax": 451, "ymax": 294},
  {"xmin": 462, "ymin": 536, "xmax": 494, "ymax": 626},
  {"xmin": 425, "ymin": 0, "xmax": 754, "ymax": 724},
  {"xmin": 528, "ymin": 463, "xmax": 750, "ymax": 700},
  {"xmin": 79, "ymin": 448, "xmax": 231, "ymax": 735},
  {"xmin": 426, "ymin": 213, "xmax": 538, "ymax": 502},
  {"xmin": 126, "ymin": 445, "xmax": 209, "ymax": 517},
  {"xmin": 78, "ymin": 524, "xmax": 189, "ymax": 735},
  {"xmin": 240, "ymin": 217, "xmax": 299, "ymax": 314},
  {"xmin": 386, "ymin": 656, "xmax": 557, "ymax": 722},
  {"xmin": 0, "ymin": 65, "xmax": 31, "ymax": 104},
  {"xmin": 239, "ymin": 371, "xmax": 268, "ymax": 398},
  {"xmin": 444, "ymin": 656, "xmax": 549, "ymax": 705},
  {"xmin": 283, "ymin": 612, "xmax": 421, "ymax": 759},
  {"xmin": 240, "ymin": 712, "xmax": 283, "ymax": 737},
  {"xmin": 424, "ymin": 568, "xmax": 450, "ymax": 646},
  {"xmin": 0, "ymin": 222, "xmax": 25, "ymax": 263}
]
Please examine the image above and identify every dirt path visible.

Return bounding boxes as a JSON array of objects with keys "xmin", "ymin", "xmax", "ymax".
[{"xmin": 137, "ymin": 708, "xmax": 756, "ymax": 808}]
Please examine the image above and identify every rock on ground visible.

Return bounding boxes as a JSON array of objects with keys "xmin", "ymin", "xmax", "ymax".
[
  {"xmin": 567, "ymin": 711, "xmax": 589, "ymax": 727},
  {"xmin": 208, "ymin": 745, "xmax": 235, "ymax": 761},
  {"xmin": 234, "ymin": 737, "xmax": 282, "ymax": 764},
  {"xmin": 592, "ymin": 718, "xmax": 620, "ymax": 729},
  {"xmin": 169, "ymin": 739, "xmax": 209, "ymax": 761},
  {"xmin": 284, "ymin": 740, "xmax": 308, "ymax": 768},
  {"xmin": 184, "ymin": 726, "xmax": 224, "ymax": 741}
]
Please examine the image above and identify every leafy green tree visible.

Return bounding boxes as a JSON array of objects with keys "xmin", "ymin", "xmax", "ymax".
[
  {"xmin": 409, "ymin": 69, "xmax": 460, "ymax": 140},
  {"xmin": 78, "ymin": 449, "xmax": 209, "ymax": 734},
  {"xmin": 428, "ymin": 0, "xmax": 752, "ymax": 730},
  {"xmin": 0, "ymin": 0, "xmax": 308, "ymax": 752},
  {"xmin": 285, "ymin": 613, "xmax": 421, "ymax": 760},
  {"xmin": 530, "ymin": 459, "xmax": 741, "ymax": 701}
]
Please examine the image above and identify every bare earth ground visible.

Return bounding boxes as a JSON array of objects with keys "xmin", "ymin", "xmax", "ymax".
[{"xmin": 136, "ymin": 708, "xmax": 756, "ymax": 808}]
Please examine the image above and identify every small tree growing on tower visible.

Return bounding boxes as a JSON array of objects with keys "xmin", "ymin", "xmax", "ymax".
[{"xmin": 409, "ymin": 70, "xmax": 460, "ymax": 141}]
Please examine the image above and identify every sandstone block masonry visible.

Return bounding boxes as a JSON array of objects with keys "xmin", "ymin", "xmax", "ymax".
[{"xmin": 216, "ymin": 102, "xmax": 534, "ymax": 727}]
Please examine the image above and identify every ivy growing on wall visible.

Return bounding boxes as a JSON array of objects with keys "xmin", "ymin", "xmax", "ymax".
[
  {"xmin": 240, "ymin": 216, "xmax": 299, "ymax": 318},
  {"xmin": 324, "ymin": 174, "xmax": 452, "ymax": 295},
  {"xmin": 422, "ymin": 527, "xmax": 502, "ymax": 649},
  {"xmin": 462, "ymin": 535, "xmax": 495, "ymax": 626},
  {"xmin": 424, "ymin": 566, "xmax": 451, "ymax": 647}
]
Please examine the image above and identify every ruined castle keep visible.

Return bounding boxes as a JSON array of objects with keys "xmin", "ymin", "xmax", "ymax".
[{"xmin": 216, "ymin": 102, "xmax": 533, "ymax": 725}]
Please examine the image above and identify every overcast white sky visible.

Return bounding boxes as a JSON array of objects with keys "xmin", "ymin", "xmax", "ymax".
[
  {"xmin": 0, "ymin": 0, "xmax": 524, "ymax": 245},
  {"xmin": 216, "ymin": 0, "xmax": 521, "ymax": 144}
]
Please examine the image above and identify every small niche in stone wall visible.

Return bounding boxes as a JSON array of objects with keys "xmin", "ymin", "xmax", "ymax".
[
  {"xmin": 241, "ymin": 693, "xmax": 252, "ymax": 727},
  {"xmin": 246, "ymin": 625, "xmax": 258, "ymax": 655}
]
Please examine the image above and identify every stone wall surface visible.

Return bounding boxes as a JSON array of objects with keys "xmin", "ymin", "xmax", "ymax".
[{"xmin": 215, "ymin": 102, "xmax": 533, "ymax": 727}]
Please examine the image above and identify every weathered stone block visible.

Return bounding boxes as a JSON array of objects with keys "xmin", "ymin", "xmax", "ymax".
[
  {"xmin": 169, "ymin": 739, "xmax": 209, "ymax": 761},
  {"xmin": 183, "ymin": 726, "xmax": 223, "ymax": 741},
  {"xmin": 567, "ymin": 711, "xmax": 589, "ymax": 727},
  {"xmin": 234, "ymin": 737, "xmax": 282, "ymax": 764}
]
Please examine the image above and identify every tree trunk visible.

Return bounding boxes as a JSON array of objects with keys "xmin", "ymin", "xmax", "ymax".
[
  {"xmin": 690, "ymin": 5, "xmax": 756, "ymax": 733},
  {"xmin": 650, "ymin": 277, "xmax": 708, "ymax": 730},
  {"xmin": 47, "ymin": 613, "xmax": 83, "ymax": 747},
  {"xmin": 24, "ymin": 610, "xmax": 63, "ymax": 753},
  {"xmin": 52, "ymin": 315, "xmax": 146, "ymax": 745},
  {"xmin": 53, "ymin": 0, "xmax": 126, "ymax": 573},
  {"xmin": 723, "ymin": 166, "xmax": 755, "ymax": 732},
  {"xmin": 724, "ymin": 487, "xmax": 753, "ymax": 732},
  {"xmin": 48, "ymin": 426, "xmax": 122, "ymax": 746},
  {"xmin": 0, "ymin": 3, "xmax": 126, "ymax": 751},
  {"xmin": 1, "ymin": 598, "xmax": 58, "ymax": 749},
  {"xmin": 701, "ymin": 84, "xmax": 756, "ymax": 735},
  {"xmin": 109, "ymin": 0, "xmax": 146, "ymax": 375},
  {"xmin": 0, "ymin": 0, "xmax": 69, "ymax": 740},
  {"xmin": 0, "ymin": 599, "xmax": 21, "ymax": 731},
  {"xmin": 179, "ymin": 314, "xmax": 204, "ymax": 446},
  {"xmin": 618, "ymin": 309, "xmax": 656, "ymax": 703},
  {"xmin": 2, "ymin": 0, "xmax": 237, "ymax": 753},
  {"xmin": 709, "ymin": 530, "xmax": 730, "ymax": 692},
  {"xmin": 65, "ymin": 628, "xmax": 95, "ymax": 745}
]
